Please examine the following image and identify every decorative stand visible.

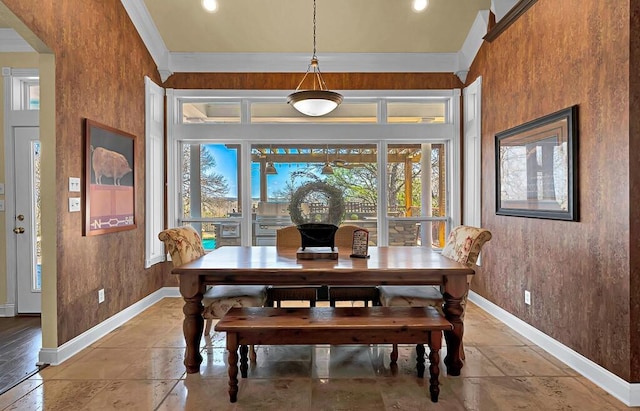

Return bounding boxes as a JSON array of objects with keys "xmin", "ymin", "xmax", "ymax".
[{"xmin": 296, "ymin": 223, "xmax": 339, "ymax": 260}]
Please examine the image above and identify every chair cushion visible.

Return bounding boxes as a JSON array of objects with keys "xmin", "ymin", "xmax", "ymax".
[
  {"xmin": 203, "ymin": 285, "xmax": 268, "ymax": 319},
  {"xmin": 378, "ymin": 285, "xmax": 443, "ymax": 308}
]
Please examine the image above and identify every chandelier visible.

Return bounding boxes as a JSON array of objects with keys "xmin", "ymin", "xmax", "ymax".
[{"xmin": 287, "ymin": 0, "xmax": 343, "ymax": 117}]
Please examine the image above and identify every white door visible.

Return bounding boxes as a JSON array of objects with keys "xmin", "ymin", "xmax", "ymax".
[{"xmin": 13, "ymin": 126, "xmax": 41, "ymax": 314}]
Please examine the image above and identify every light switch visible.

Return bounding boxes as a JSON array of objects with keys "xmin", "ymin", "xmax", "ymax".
[
  {"xmin": 0, "ymin": 200, "xmax": 4, "ymax": 212},
  {"xmin": 69, "ymin": 177, "xmax": 81, "ymax": 192},
  {"xmin": 69, "ymin": 197, "xmax": 81, "ymax": 212},
  {"xmin": 0, "ymin": 183, "xmax": 4, "ymax": 194}
]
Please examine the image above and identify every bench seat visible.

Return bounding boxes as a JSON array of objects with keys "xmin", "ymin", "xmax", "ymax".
[{"xmin": 215, "ymin": 306, "xmax": 452, "ymax": 403}]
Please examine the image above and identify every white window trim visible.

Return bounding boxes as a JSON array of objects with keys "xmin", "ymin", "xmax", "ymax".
[
  {"xmin": 144, "ymin": 76, "xmax": 165, "ymax": 267},
  {"xmin": 166, "ymin": 89, "xmax": 462, "ymax": 246}
]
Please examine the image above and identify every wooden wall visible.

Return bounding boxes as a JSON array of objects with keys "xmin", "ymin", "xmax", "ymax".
[
  {"xmin": 164, "ymin": 72, "xmax": 463, "ymax": 90},
  {"xmin": 2, "ymin": 0, "xmax": 169, "ymax": 345},
  {"xmin": 467, "ymin": 0, "xmax": 636, "ymax": 381}
]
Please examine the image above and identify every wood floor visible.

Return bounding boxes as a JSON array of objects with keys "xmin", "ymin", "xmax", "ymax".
[{"xmin": 0, "ymin": 316, "xmax": 42, "ymax": 395}]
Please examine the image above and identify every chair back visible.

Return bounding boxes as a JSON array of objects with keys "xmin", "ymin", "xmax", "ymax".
[
  {"xmin": 276, "ymin": 226, "xmax": 301, "ymax": 249},
  {"xmin": 335, "ymin": 225, "xmax": 365, "ymax": 250},
  {"xmin": 441, "ymin": 225, "xmax": 492, "ymax": 267},
  {"xmin": 158, "ymin": 226, "xmax": 206, "ymax": 267}
]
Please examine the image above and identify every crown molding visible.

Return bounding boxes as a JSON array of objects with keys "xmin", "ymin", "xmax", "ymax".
[
  {"xmin": 0, "ymin": 28, "xmax": 35, "ymax": 53},
  {"xmin": 120, "ymin": 0, "xmax": 172, "ymax": 80},
  {"xmin": 169, "ymin": 51, "xmax": 461, "ymax": 73},
  {"xmin": 485, "ymin": 0, "xmax": 538, "ymax": 42}
]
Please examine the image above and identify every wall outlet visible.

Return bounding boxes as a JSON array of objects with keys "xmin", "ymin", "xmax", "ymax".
[
  {"xmin": 524, "ymin": 290, "xmax": 531, "ymax": 305},
  {"xmin": 69, "ymin": 177, "xmax": 81, "ymax": 192},
  {"xmin": 69, "ymin": 197, "xmax": 81, "ymax": 212},
  {"xmin": 98, "ymin": 288, "xmax": 105, "ymax": 304}
]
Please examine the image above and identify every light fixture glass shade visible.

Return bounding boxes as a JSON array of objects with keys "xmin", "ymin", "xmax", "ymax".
[
  {"xmin": 288, "ymin": 90, "xmax": 343, "ymax": 117},
  {"xmin": 265, "ymin": 162, "xmax": 277, "ymax": 175},
  {"xmin": 321, "ymin": 162, "xmax": 334, "ymax": 175}
]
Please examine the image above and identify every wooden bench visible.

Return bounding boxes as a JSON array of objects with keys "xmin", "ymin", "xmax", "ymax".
[{"xmin": 214, "ymin": 306, "xmax": 453, "ymax": 403}]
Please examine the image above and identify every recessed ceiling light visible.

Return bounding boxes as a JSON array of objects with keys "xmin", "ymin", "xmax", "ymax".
[
  {"xmin": 202, "ymin": 0, "xmax": 218, "ymax": 13},
  {"xmin": 412, "ymin": 0, "xmax": 428, "ymax": 12}
]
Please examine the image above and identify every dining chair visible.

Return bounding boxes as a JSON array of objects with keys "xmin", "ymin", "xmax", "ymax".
[
  {"xmin": 268, "ymin": 226, "xmax": 321, "ymax": 307},
  {"xmin": 158, "ymin": 226, "xmax": 267, "ymax": 359},
  {"xmin": 328, "ymin": 225, "xmax": 380, "ymax": 307},
  {"xmin": 378, "ymin": 225, "xmax": 492, "ymax": 362}
]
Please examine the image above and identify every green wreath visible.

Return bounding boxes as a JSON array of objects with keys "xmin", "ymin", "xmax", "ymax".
[{"xmin": 288, "ymin": 181, "xmax": 345, "ymax": 226}]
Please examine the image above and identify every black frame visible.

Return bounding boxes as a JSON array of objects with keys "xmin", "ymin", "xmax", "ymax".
[{"xmin": 495, "ymin": 105, "xmax": 578, "ymax": 221}]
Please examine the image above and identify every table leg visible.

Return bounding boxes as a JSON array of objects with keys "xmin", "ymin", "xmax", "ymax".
[
  {"xmin": 227, "ymin": 333, "xmax": 239, "ymax": 403},
  {"xmin": 240, "ymin": 345, "xmax": 249, "ymax": 378},
  {"xmin": 182, "ymin": 293, "xmax": 204, "ymax": 373},
  {"xmin": 416, "ymin": 343, "xmax": 425, "ymax": 378},
  {"xmin": 443, "ymin": 290, "xmax": 464, "ymax": 376}
]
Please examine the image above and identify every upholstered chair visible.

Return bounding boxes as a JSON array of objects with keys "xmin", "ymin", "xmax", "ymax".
[
  {"xmin": 267, "ymin": 226, "xmax": 321, "ymax": 307},
  {"xmin": 328, "ymin": 225, "xmax": 380, "ymax": 307},
  {"xmin": 158, "ymin": 226, "xmax": 268, "ymax": 358},
  {"xmin": 378, "ymin": 225, "xmax": 492, "ymax": 362}
]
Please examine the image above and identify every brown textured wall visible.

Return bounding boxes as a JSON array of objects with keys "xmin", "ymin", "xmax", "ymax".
[
  {"xmin": 468, "ymin": 0, "xmax": 633, "ymax": 380},
  {"xmin": 629, "ymin": 0, "xmax": 640, "ymax": 382},
  {"xmin": 2, "ymin": 0, "xmax": 170, "ymax": 345},
  {"xmin": 164, "ymin": 72, "xmax": 463, "ymax": 90}
]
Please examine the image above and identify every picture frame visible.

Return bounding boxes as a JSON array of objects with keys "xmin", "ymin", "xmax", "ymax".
[
  {"xmin": 84, "ymin": 119, "xmax": 136, "ymax": 235},
  {"xmin": 495, "ymin": 105, "xmax": 578, "ymax": 221}
]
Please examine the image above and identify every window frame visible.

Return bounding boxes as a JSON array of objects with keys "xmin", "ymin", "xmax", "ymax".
[{"xmin": 166, "ymin": 89, "xmax": 461, "ymax": 247}]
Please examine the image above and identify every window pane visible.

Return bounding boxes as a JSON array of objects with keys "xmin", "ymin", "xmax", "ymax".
[
  {"xmin": 27, "ymin": 84, "xmax": 39, "ymax": 110},
  {"xmin": 181, "ymin": 143, "xmax": 241, "ymax": 249},
  {"xmin": 387, "ymin": 143, "xmax": 447, "ymax": 248},
  {"xmin": 182, "ymin": 102, "xmax": 241, "ymax": 123},
  {"xmin": 251, "ymin": 143, "xmax": 378, "ymax": 245},
  {"xmin": 251, "ymin": 102, "xmax": 378, "ymax": 123},
  {"xmin": 387, "ymin": 101, "xmax": 446, "ymax": 123}
]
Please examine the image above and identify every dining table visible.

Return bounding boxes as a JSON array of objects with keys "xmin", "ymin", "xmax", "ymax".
[{"xmin": 171, "ymin": 245, "xmax": 475, "ymax": 376}]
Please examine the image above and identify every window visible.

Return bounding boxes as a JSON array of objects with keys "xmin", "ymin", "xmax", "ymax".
[
  {"xmin": 180, "ymin": 143, "xmax": 241, "ymax": 249},
  {"xmin": 167, "ymin": 89, "xmax": 461, "ymax": 248}
]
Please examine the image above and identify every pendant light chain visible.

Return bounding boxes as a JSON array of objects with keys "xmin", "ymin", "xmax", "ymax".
[{"xmin": 312, "ymin": 0, "xmax": 317, "ymax": 59}]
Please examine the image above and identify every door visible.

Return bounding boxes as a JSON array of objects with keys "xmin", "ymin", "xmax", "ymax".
[{"xmin": 13, "ymin": 126, "xmax": 41, "ymax": 314}]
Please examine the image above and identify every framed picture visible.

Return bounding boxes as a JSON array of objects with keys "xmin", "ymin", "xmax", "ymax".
[
  {"xmin": 84, "ymin": 119, "xmax": 136, "ymax": 235},
  {"xmin": 495, "ymin": 105, "xmax": 578, "ymax": 221}
]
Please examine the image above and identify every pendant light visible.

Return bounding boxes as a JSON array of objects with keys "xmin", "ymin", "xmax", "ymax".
[
  {"xmin": 265, "ymin": 145, "xmax": 278, "ymax": 175},
  {"xmin": 287, "ymin": 0, "xmax": 343, "ymax": 117},
  {"xmin": 321, "ymin": 145, "xmax": 334, "ymax": 175}
]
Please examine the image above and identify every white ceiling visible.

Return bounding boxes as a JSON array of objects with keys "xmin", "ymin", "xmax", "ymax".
[
  {"xmin": 143, "ymin": 0, "xmax": 491, "ymax": 54},
  {"xmin": 0, "ymin": 0, "xmax": 520, "ymax": 82}
]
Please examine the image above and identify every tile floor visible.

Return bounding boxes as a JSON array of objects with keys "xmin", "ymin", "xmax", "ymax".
[{"xmin": 0, "ymin": 298, "xmax": 634, "ymax": 410}]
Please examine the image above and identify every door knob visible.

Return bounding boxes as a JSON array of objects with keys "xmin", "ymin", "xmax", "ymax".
[
  {"xmin": 13, "ymin": 227, "xmax": 25, "ymax": 234},
  {"xmin": 17, "ymin": 214, "xmax": 24, "ymax": 221}
]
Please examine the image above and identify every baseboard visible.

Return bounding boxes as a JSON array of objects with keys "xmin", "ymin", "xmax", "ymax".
[
  {"xmin": 39, "ymin": 287, "xmax": 181, "ymax": 366},
  {"xmin": 469, "ymin": 291, "xmax": 640, "ymax": 407},
  {"xmin": 0, "ymin": 303, "xmax": 16, "ymax": 317}
]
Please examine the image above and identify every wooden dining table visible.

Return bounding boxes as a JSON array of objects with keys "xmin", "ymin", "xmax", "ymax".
[{"xmin": 171, "ymin": 246, "xmax": 475, "ymax": 376}]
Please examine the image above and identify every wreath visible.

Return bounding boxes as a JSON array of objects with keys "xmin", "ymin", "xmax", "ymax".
[{"xmin": 288, "ymin": 181, "xmax": 345, "ymax": 226}]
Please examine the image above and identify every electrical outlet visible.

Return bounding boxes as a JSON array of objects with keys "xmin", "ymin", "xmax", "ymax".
[
  {"xmin": 98, "ymin": 288, "xmax": 105, "ymax": 304},
  {"xmin": 524, "ymin": 290, "xmax": 531, "ymax": 305},
  {"xmin": 69, "ymin": 197, "xmax": 81, "ymax": 212},
  {"xmin": 69, "ymin": 177, "xmax": 81, "ymax": 192}
]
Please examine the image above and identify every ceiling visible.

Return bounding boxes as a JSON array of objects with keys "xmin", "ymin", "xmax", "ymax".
[
  {"xmin": 142, "ymin": 0, "xmax": 491, "ymax": 54},
  {"xmin": 0, "ymin": 0, "xmax": 520, "ymax": 81}
]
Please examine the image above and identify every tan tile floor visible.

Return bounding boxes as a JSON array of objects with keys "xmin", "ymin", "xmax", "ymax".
[{"xmin": 0, "ymin": 298, "xmax": 635, "ymax": 410}]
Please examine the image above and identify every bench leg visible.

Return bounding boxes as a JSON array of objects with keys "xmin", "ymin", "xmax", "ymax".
[
  {"xmin": 249, "ymin": 345, "xmax": 257, "ymax": 362},
  {"xmin": 428, "ymin": 331, "xmax": 443, "ymax": 403},
  {"xmin": 416, "ymin": 344, "xmax": 425, "ymax": 378},
  {"xmin": 226, "ymin": 333, "xmax": 239, "ymax": 403},
  {"xmin": 390, "ymin": 344, "xmax": 398, "ymax": 363},
  {"xmin": 240, "ymin": 345, "xmax": 249, "ymax": 378}
]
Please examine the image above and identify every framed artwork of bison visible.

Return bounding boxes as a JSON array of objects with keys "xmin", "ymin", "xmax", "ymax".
[{"xmin": 84, "ymin": 119, "xmax": 136, "ymax": 236}]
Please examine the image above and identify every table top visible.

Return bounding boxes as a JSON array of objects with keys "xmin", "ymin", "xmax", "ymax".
[{"xmin": 172, "ymin": 246, "xmax": 473, "ymax": 286}]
